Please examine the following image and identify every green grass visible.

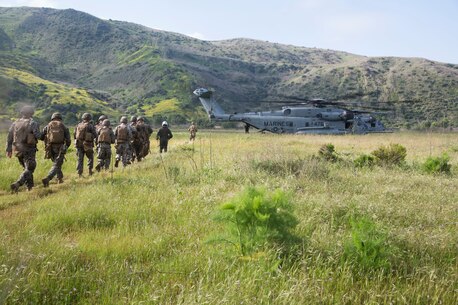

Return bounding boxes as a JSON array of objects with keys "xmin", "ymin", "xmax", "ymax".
[{"xmin": 0, "ymin": 131, "xmax": 457, "ymax": 304}]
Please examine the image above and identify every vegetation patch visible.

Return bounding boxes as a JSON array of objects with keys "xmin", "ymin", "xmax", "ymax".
[
  {"xmin": 371, "ymin": 143, "xmax": 407, "ymax": 167},
  {"xmin": 353, "ymin": 153, "xmax": 375, "ymax": 168},
  {"xmin": 422, "ymin": 153, "xmax": 452, "ymax": 174},
  {"xmin": 318, "ymin": 143, "xmax": 340, "ymax": 162},
  {"xmin": 210, "ymin": 187, "xmax": 299, "ymax": 257},
  {"xmin": 343, "ymin": 216, "xmax": 392, "ymax": 272}
]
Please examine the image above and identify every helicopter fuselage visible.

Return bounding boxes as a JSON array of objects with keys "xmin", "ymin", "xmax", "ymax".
[{"xmin": 193, "ymin": 88, "xmax": 388, "ymax": 134}]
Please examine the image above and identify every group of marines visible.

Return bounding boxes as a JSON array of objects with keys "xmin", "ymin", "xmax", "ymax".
[{"xmin": 5, "ymin": 106, "xmax": 179, "ymax": 193}]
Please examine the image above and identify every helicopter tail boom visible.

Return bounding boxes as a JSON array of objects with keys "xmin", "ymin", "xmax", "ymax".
[{"xmin": 193, "ymin": 88, "xmax": 229, "ymax": 120}]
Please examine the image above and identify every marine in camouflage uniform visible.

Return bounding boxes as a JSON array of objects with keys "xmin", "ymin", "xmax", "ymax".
[
  {"xmin": 95, "ymin": 115, "xmax": 108, "ymax": 134},
  {"xmin": 95, "ymin": 119, "xmax": 115, "ymax": 172},
  {"xmin": 188, "ymin": 122, "xmax": 197, "ymax": 141},
  {"xmin": 129, "ymin": 116, "xmax": 141, "ymax": 162},
  {"xmin": 5, "ymin": 106, "xmax": 41, "ymax": 192},
  {"xmin": 137, "ymin": 116, "xmax": 153, "ymax": 159},
  {"xmin": 74, "ymin": 113, "xmax": 98, "ymax": 177},
  {"xmin": 114, "ymin": 116, "xmax": 133, "ymax": 167},
  {"xmin": 41, "ymin": 113, "xmax": 71, "ymax": 187},
  {"xmin": 156, "ymin": 121, "xmax": 173, "ymax": 153}
]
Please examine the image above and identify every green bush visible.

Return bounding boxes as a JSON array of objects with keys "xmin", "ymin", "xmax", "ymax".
[
  {"xmin": 211, "ymin": 187, "xmax": 299, "ymax": 256},
  {"xmin": 371, "ymin": 143, "xmax": 407, "ymax": 167},
  {"xmin": 343, "ymin": 217, "xmax": 390, "ymax": 271},
  {"xmin": 318, "ymin": 143, "xmax": 339, "ymax": 162},
  {"xmin": 354, "ymin": 154, "xmax": 375, "ymax": 168},
  {"xmin": 422, "ymin": 154, "xmax": 451, "ymax": 174}
]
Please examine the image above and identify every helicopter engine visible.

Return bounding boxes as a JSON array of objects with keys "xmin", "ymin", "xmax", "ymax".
[{"xmin": 317, "ymin": 110, "xmax": 354, "ymax": 121}]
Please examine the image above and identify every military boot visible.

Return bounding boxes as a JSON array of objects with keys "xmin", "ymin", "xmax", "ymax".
[
  {"xmin": 95, "ymin": 164, "xmax": 101, "ymax": 172},
  {"xmin": 115, "ymin": 159, "xmax": 119, "ymax": 168},
  {"xmin": 42, "ymin": 177, "xmax": 50, "ymax": 188},
  {"xmin": 10, "ymin": 183, "xmax": 19, "ymax": 193},
  {"xmin": 57, "ymin": 178, "xmax": 63, "ymax": 184}
]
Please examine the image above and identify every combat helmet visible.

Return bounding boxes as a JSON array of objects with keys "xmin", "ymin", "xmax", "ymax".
[
  {"xmin": 120, "ymin": 116, "xmax": 128, "ymax": 124},
  {"xmin": 98, "ymin": 115, "xmax": 107, "ymax": 122},
  {"xmin": 137, "ymin": 116, "xmax": 144, "ymax": 122},
  {"xmin": 102, "ymin": 119, "xmax": 110, "ymax": 127},
  {"xmin": 131, "ymin": 116, "xmax": 137, "ymax": 122},
  {"xmin": 51, "ymin": 112, "xmax": 62, "ymax": 120},
  {"xmin": 162, "ymin": 121, "xmax": 168, "ymax": 127},
  {"xmin": 20, "ymin": 105, "xmax": 34, "ymax": 117},
  {"xmin": 82, "ymin": 113, "xmax": 92, "ymax": 121}
]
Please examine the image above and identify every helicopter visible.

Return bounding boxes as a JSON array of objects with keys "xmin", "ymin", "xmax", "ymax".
[{"xmin": 193, "ymin": 88, "xmax": 389, "ymax": 134}]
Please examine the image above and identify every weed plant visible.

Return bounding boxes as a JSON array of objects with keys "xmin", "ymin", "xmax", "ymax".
[
  {"xmin": 354, "ymin": 153, "xmax": 375, "ymax": 168},
  {"xmin": 343, "ymin": 216, "xmax": 391, "ymax": 272},
  {"xmin": 211, "ymin": 187, "xmax": 299, "ymax": 256},
  {"xmin": 318, "ymin": 143, "xmax": 340, "ymax": 162},
  {"xmin": 422, "ymin": 153, "xmax": 452, "ymax": 174},
  {"xmin": 371, "ymin": 143, "xmax": 407, "ymax": 167}
]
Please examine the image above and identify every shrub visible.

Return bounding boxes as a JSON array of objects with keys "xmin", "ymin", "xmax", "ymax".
[
  {"xmin": 422, "ymin": 154, "xmax": 451, "ymax": 174},
  {"xmin": 354, "ymin": 154, "xmax": 375, "ymax": 168},
  {"xmin": 371, "ymin": 143, "xmax": 407, "ymax": 167},
  {"xmin": 211, "ymin": 187, "xmax": 299, "ymax": 256},
  {"xmin": 343, "ymin": 216, "xmax": 390, "ymax": 271},
  {"xmin": 318, "ymin": 143, "xmax": 340, "ymax": 162}
]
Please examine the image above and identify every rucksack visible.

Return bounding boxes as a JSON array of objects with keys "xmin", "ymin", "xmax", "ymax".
[
  {"xmin": 98, "ymin": 127, "xmax": 112, "ymax": 143},
  {"xmin": 117, "ymin": 124, "xmax": 128, "ymax": 142},
  {"xmin": 47, "ymin": 120, "xmax": 65, "ymax": 144},
  {"xmin": 13, "ymin": 118, "xmax": 33, "ymax": 146},
  {"xmin": 76, "ymin": 122, "xmax": 93, "ymax": 142}
]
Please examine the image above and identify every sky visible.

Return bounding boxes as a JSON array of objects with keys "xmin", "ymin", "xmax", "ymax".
[{"xmin": 0, "ymin": 0, "xmax": 457, "ymax": 64}]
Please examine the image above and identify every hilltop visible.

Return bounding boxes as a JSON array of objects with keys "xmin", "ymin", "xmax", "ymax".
[{"xmin": 0, "ymin": 7, "xmax": 457, "ymax": 127}]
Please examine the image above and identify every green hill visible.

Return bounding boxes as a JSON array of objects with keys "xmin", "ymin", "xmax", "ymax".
[{"xmin": 0, "ymin": 7, "xmax": 457, "ymax": 128}]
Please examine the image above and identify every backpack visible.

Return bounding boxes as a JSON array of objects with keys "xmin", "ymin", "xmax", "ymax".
[
  {"xmin": 13, "ymin": 118, "xmax": 33, "ymax": 146},
  {"xmin": 98, "ymin": 127, "xmax": 112, "ymax": 143},
  {"xmin": 47, "ymin": 120, "xmax": 65, "ymax": 144},
  {"xmin": 117, "ymin": 124, "xmax": 128, "ymax": 142},
  {"xmin": 76, "ymin": 122, "xmax": 93, "ymax": 142}
]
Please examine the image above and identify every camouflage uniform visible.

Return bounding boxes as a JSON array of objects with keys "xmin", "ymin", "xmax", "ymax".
[
  {"xmin": 129, "ymin": 116, "xmax": 141, "ymax": 162},
  {"xmin": 5, "ymin": 106, "xmax": 41, "ymax": 192},
  {"xmin": 137, "ymin": 117, "xmax": 153, "ymax": 159},
  {"xmin": 95, "ymin": 120, "xmax": 115, "ymax": 171},
  {"xmin": 188, "ymin": 122, "xmax": 197, "ymax": 141},
  {"xmin": 74, "ymin": 114, "xmax": 98, "ymax": 176},
  {"xmin": 114, "ymin": 117, "xmax": 133, "ymax": 167},
  {"xmin": 156, "ymin": 121, "xmax": 173, "ymax": 153},
  {"xmin": 41, "ymin": 113, "xmax": 71, "ymax": 186},
  {"xmin": 95, "ymin": 115, "xmax": 108, "ymax": 134}
]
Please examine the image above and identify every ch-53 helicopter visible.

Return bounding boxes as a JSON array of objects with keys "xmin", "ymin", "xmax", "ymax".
[{"xmin": 193, "ymin": 88, "xmax": 389, "ymax": 134}]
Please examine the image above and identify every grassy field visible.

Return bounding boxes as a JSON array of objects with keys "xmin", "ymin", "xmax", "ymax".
[{"xmin": 0, "ymin": 130, "xmax": 457, "ymax": 304}]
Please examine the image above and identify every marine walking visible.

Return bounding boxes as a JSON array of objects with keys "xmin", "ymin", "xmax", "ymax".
[
  {"xmin": 114, "ymin": 116, "xmax": 133, "ymax": 167},
  {"xmin": 95, "ymin": 119, "xmax": 115, "ymax": 172},
  {"xmin": 5, "ymin": 106, "xmax": 41, "ymax": 192},
  {"xmin": 74, "ymin": 113, "xmax": 98, "ymax": 177},
  {"xmin": 156, "ymin": 121, "xmax": 173, "ymax": 153},
  {"xmin": 41, "ymin": 112, "xmax": 71, "ymax": 187},
  {"xmin": 188, "ymin": 121, "xmax": 197, "ymax": 141}
]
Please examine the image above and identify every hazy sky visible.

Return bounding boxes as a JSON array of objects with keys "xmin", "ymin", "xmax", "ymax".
[{"xmin": 1, "ymin": 0, "xmax": 457, "ymax": 63}]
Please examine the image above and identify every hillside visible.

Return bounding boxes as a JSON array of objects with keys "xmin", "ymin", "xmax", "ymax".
[{"xmin": 0, "ymin": 7, "xmax": 457, "ymax": 128}]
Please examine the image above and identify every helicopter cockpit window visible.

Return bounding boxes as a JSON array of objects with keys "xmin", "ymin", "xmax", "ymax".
[{"xmin": 283, "ymin": 109, "xmax": 291, "ymax": 116}]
